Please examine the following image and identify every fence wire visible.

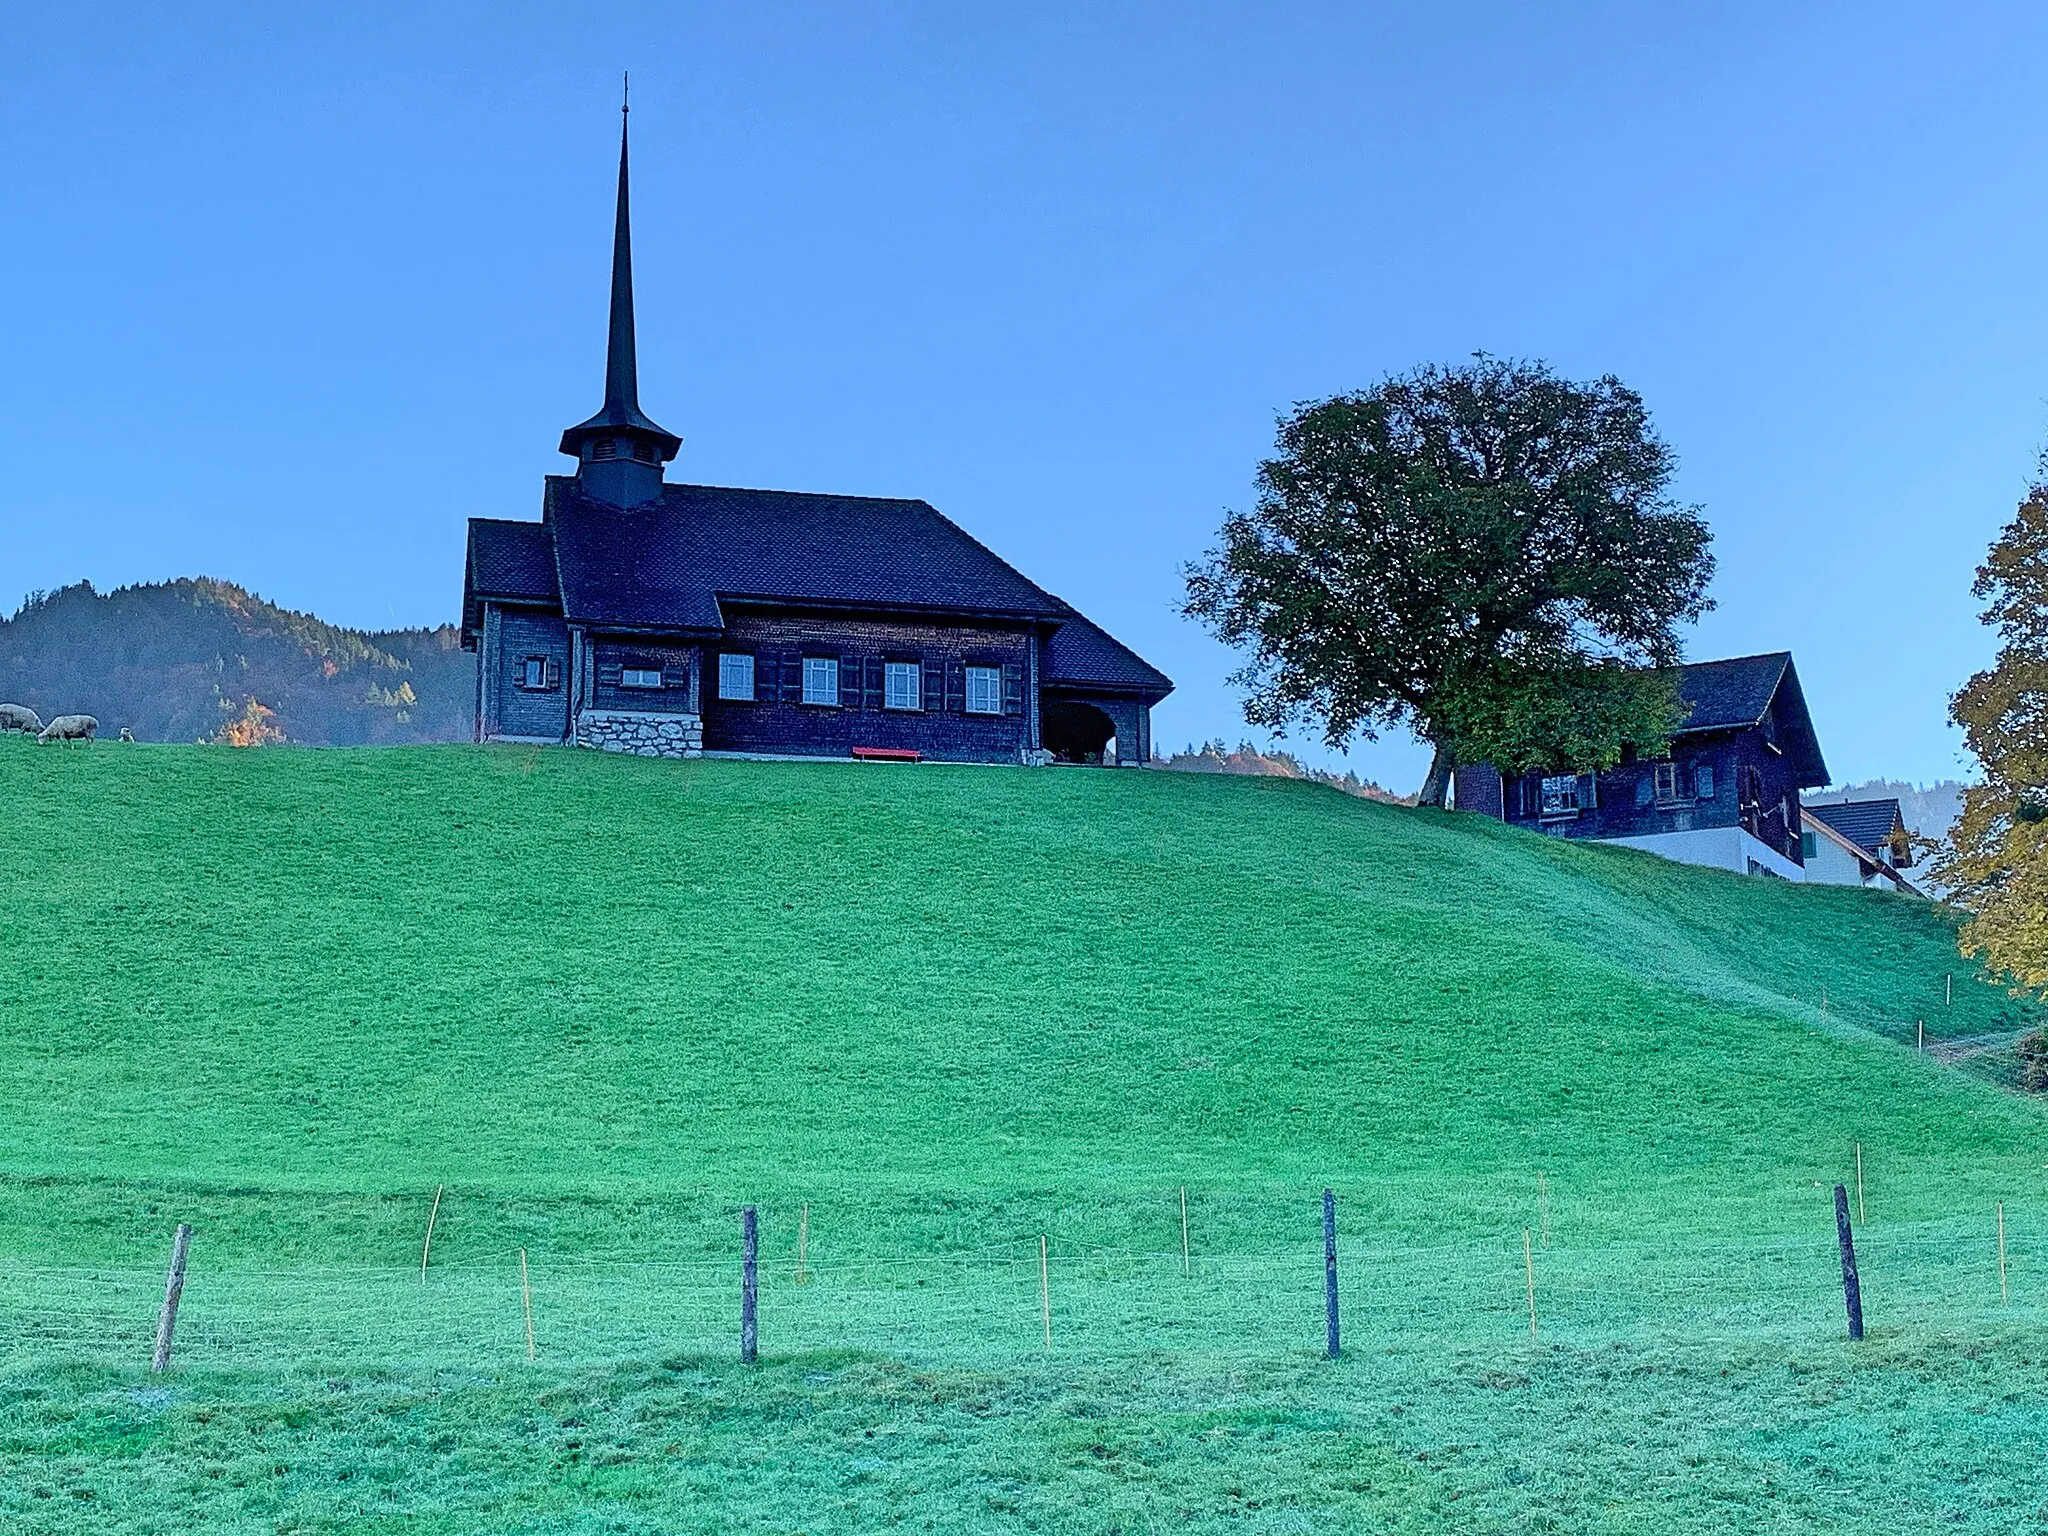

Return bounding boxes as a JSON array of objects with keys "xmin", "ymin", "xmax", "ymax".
[{"xmin": 3, "ymin": 1215, "xmax": 2042, "ymax": 1374}]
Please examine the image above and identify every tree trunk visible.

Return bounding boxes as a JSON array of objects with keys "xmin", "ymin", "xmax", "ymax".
[{"xmin": 1418, "ymin": 740, "xmax": 1456, "ymax": 808}]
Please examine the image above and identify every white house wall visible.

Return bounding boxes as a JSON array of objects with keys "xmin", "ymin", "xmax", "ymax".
[{"xmin": 1599, "ymin": 825, "xmax": 1808, "ymax": 881}]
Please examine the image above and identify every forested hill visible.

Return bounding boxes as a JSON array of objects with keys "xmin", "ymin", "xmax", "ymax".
[{"xmin": 0, "ymin": 580, "xmax": 472, "ymax": 745}]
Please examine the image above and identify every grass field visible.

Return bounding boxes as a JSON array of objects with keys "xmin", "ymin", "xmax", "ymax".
[{"xmin": 1, "ymin": 736, "xmax": 2045, "ymax": 1532}]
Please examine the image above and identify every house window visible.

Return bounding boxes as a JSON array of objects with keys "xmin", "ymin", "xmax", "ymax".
[
  {"xmin": 1694, "ymin": 763, "xmax": 1714, "ymax": 799},
  {"xmin": 1801, "ymin": 830, "xmax": 1818, "ymax": 860},
  {"xmin": 718, "ymin": 653, "xmax": 755, "ymax": 702},
  {"xmin": 1653, "ymin": 763, "xmax": 1678, "ymax": 803},
  {"xmin": 802, "ymin": 657, "xmax": 840, "ymax": 706},
  {"xmin": 621, "ymin": 667, "xmax": 663, "ymax": 690},
  {"xmin": 965, "ymin": 665, "xmax": 1002, "ymax": 715},
  {"xmin": 1540, "ymin": 775, "xmax": 1581, "ymax": 816},
  {"xmin": 521, "ymin": 656, "xmax": 550, "ymax": 690},
  {"xmin": 884, "ymin": 661, "xmax": 922, "ymax": 711}
]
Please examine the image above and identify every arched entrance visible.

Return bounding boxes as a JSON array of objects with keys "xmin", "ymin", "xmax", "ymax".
[{"xmin": 1042, "ymin": 698, "xmax": 1117, "ymax": 764}]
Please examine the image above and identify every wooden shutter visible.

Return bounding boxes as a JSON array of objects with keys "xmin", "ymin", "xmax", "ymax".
[
  {"xmin": 841, "ymin": 655, "xmax": 860, "ymax": 710},
  {"xmin": 545, "ymin": 656, "xmax": 562, "ymax": 690},
  {"xmin": 1582, "ymin": 773, "xmax": 1598, "ymax": 810},
  {"xmin": 1001, "ymin": 662, "xmax": 1024, "ymax": 717},
  {"xmin": 945, "ymin": 660, "xmax": 965, "ymax": 712},
  {"xmin": 782, "ymin": 651, "xmax": 804, "ymax": 704},
  {"xmin": 921, "ymin": 659, "xmax": 942, "ymax": 712}
]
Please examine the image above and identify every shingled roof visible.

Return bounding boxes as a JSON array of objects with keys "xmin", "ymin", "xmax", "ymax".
[
  {"xmin": 1807, "ymin": 798, "xmax": 1906, "ymax": 855},
  {"xmin": 462, "ymin": 480, "xmax": 1172, "ymax": 700},
  {"xmin": 1669, "ymin": 651, "xmax": 1828, "ymax": 786},
  {"xmin": 1041, "ymin": 605, "xmax": 1174, "ymax": 696}
]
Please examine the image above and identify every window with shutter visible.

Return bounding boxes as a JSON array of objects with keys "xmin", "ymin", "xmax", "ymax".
[
  {"xmin": 841, "ymin": 656, "xmax": 862, "ymax": 711},
  {"xmin": 945, "ymin": 660, "xmax": 965, "ymax": 712},
  {"xmin": 964, "ymin": 666, "xmax": 1002, "ymax": 715},
  {"xmin": 1001, "ymin": 663, "xmax": 1023, "ymax": 716},
  {"xmin": 802, "ymin": 657, "xmax": 840, "ymax": 706},
  {"xmin": 783, "ymin": 651, "xmax": 804, "ymax": 704},
  {"xmin": 884, "ymin": 660, "xmax": 921, "ymax": 711},
  {"xmin": 921, "ymin": 660, "xmax": 943, "ymax": 712}
]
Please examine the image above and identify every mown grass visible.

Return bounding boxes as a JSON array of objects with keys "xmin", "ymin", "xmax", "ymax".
[{"xmin": 0, "ymin": 735, "xmax": 2044, "ymax": 1531}]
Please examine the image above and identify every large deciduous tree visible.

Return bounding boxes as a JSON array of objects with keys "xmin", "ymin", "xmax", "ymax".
[
  {"xmin": 1936, "ymin": 466, "xmax": 2048, "ymax": 993},
  {"xmin": 1183, "ymin": 358, "xmax": 1716, "ymax": 806}
]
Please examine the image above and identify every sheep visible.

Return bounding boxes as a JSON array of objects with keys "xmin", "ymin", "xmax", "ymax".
[
  {"xmin": 118, "ymin": 727, "xmax": 135, "ymax": 743},
  {"xmin": 37, "ymin": 714, "xmax": 98, "ymax": 746},
  {"xmin": 0, "ymin": 703, "xmax": 41, "ymax": 735}
]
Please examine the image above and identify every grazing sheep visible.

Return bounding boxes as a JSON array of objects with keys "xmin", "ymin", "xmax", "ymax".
[
  {"xmin": 37, "ymin": 714, "xmax": 98, "ymax": 746},
  {"xmin": 0, "ymin": 703, "xmax": 41, "ymax": 735},
  {"xmin": 118, "ymin": 727, "xmax": 135, "ymax": 742}
]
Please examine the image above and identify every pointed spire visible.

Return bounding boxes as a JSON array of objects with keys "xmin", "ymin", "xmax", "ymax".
[
  {"xmin": 601, "ymin": 87, "xmax": 641, "ymax": 419},
  {"xmin": 560, "ymin": 75, "xmax": 680, "ymax": 498}
]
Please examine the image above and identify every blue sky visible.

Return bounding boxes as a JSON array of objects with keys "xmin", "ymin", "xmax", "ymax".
[{"xmin": 2, "ymin": 4, "xmax": 2043, "ymax": 790}]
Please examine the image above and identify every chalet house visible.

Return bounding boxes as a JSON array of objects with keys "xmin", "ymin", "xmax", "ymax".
[
  {"xmin": 462, "ymin": 117, "xmax": 1171, "ymax": 766},
  {"xmin": 1801, "ymin": 799, "xmax": 1922, "ymax": 894},
  {"xmin": 1455, "ymin": 652, "xmax": 1830, "ymax": 879}
]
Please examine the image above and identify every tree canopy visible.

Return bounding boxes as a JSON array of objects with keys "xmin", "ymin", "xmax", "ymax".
[
  {"xmin": 1183, "ymin": 357, "xmax": 1715, "ymax": 805},
  {"xmin": 1936, "ymin": 468, "xmax": 2048, "ymax": 993}
]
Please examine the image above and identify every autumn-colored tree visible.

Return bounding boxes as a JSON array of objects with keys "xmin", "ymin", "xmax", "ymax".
[
  {"xmin": 1183, "ymin": 358, "xmax": 1714, "ymax": 806},
  {"xmin": 213, "ymin": 697, "xmax": 286, "ymax": 748},
  {"xmin": 1936, "ymin": 465, "xmax": 2048, "ymax": 993}
]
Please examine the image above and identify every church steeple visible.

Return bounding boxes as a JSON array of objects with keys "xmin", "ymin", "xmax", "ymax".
[{"xmin": 559, "ymin": 83, "xmax": 680, "ymax": 507}]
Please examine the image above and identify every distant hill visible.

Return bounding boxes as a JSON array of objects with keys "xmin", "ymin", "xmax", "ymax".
[
  {"xmin": 0, "ymin": 579, "xmax": 472, "ymax": 745},
  {"xmin": 1158, "ymin": 737, "xmax": 1414, "ymax": 803}
]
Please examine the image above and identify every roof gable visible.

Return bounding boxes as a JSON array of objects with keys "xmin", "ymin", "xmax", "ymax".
[{"xmin": 1671, "ymin": 651, "xmax": 1829, "ymax": 787}]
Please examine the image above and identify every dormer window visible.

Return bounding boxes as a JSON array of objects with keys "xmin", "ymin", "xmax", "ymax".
[{"xmin": 590, "ymin": 439, "xmax": 618, "ymax": 461}]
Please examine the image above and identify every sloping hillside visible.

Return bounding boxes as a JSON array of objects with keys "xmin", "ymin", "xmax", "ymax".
[
  {"xmin": 0, "ymin": 579, "xmax": 471, "ymax": 744},
  {"xmin": 0, "ymin": 743, "xmax": 2042, "ymax": 1531}
]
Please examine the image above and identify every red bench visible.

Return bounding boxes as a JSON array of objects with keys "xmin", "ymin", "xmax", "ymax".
[{"xmin": 851, "ymin": 746, "xmax": 922, "ymax": 763}]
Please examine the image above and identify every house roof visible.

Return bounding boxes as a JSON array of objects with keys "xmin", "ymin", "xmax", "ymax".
[
  {"xmin": 1041, "ymin": 605, "xmax": 1174, "ymax": 697},
  {"xmin": 1807, "ymin": 798, "xmax": 1906, "ymax": 855},
  {"xmin": 1670, "ymin": 651, "xmax": 1829, "ymax": 787},
  {"xmin": 465, "ymin": 519, "xmax": 560, "ymax": 611},
  {"xmin": 546, "ymin": 477, "xmax": 1075, "ymax": 628},
  {"xmin": 1802, "ymin": 806, "xmax": 1921, "ymax": 895},
  {"xmin": 463, "ymin": 480, "xmax": 1173, "ymax": 699}
]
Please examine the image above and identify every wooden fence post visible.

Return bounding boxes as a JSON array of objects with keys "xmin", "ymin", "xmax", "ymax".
[
  {"xmin": 1323, "ymin": 1188, "xmax": 1340, "ymax": 1359},
  {"xmin": 150, "ymin": 1223, "xmax": 192, "ymax": 1374},
  {"xmin": 1946, "ymin": 973, "xmax": 1953, "ymax": 1008},
  {"xmin": 1523, "ymin": 1228, "xmax": 1538, "ymax": 1339},
  {"xmin": 1998, "ymin": 1202, "xmax": 2009, "ymax": 1305},
  {"xmin": 1833, "ymin": 1184, "xmax": 1864, "ymax": 1340},
  {"xmin": 796, "ymin": 1203, "xmax": 810, "ymax": 1286},
  {"xmin": 419, "ymin": 1185, "xmax": 444, "ymax": 1285},
  {"xmin": 741, "ymin": 1206, "xmax": 759, "ymax": 1363},
  {"xmin": 1537, "ymin": 1171, "xmax": 1551, "ymax": 1248},
  {"xmin": 1180, "ymin": 1187, "xmax": 1190, "ymax": 1278},
  {"xmin": 1039, "ymin": 1235, "xmax": 1052, "ymax": 1350},
  {"xmin": 519, "ymin": 1247, "xmax": 536, "ymax": 1361}
]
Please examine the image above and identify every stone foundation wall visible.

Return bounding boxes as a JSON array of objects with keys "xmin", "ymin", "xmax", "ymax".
[{"xmin": 575, "ymin": 710, "xmax": 704, "ymax": 758}]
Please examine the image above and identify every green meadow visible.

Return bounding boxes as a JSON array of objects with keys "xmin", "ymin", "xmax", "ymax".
[{"xmin": 1, "ymin": 736, "xmax": 2044, "ymax": 1532}]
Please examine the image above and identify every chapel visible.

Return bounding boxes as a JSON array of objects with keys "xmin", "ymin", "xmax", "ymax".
[{"xmin": 462, "ymin": 112, "xmax": 1172, "ymax": 764}]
